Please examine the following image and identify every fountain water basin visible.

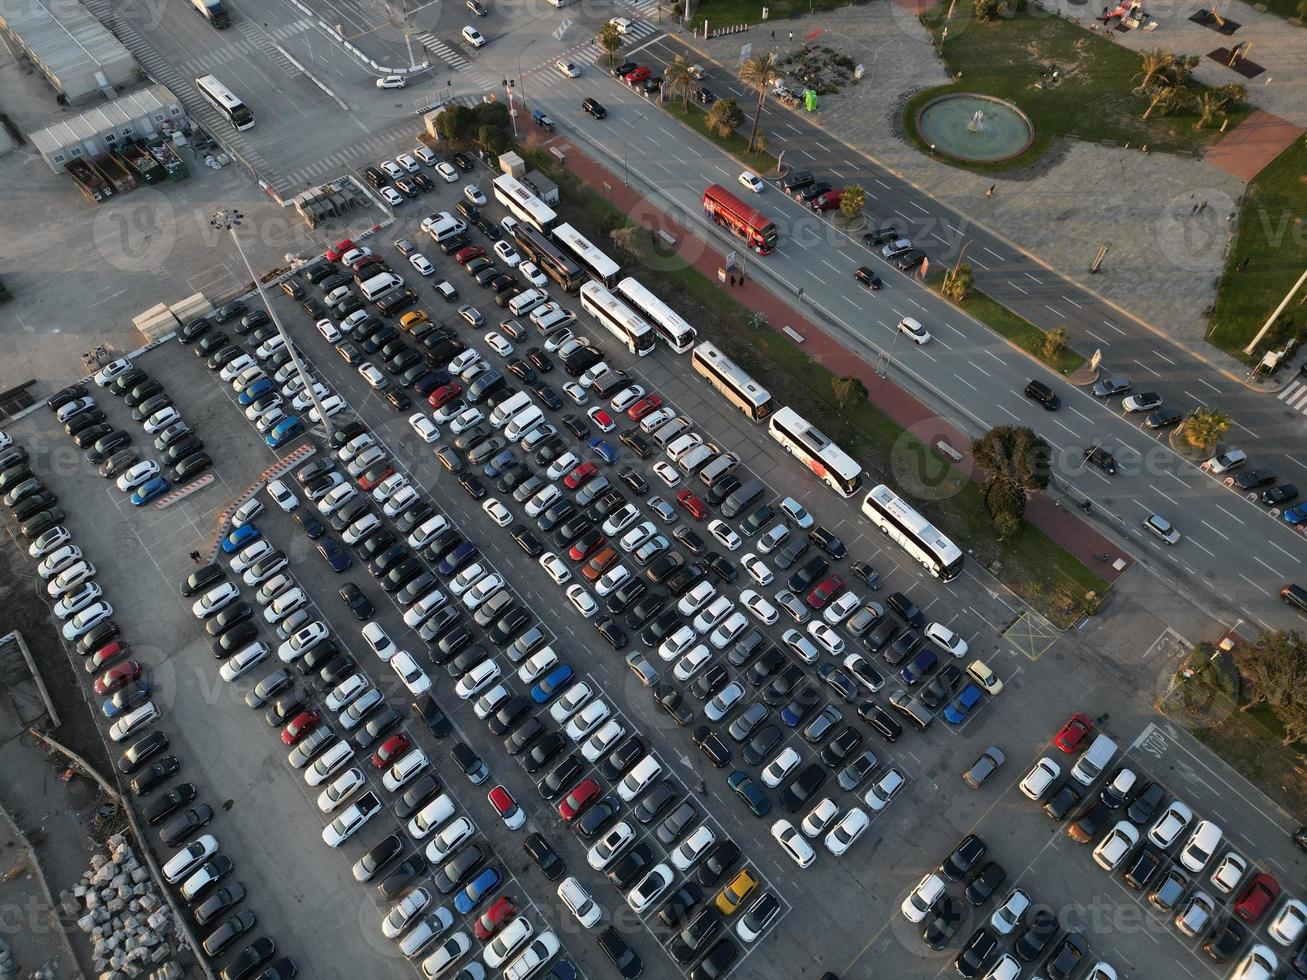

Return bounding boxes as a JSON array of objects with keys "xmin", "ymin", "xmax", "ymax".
[{"xmin": 916, "ymin": 94, "xmax": 1034, "ymax": 163}]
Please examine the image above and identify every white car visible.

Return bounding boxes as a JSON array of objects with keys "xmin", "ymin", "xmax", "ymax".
[
  {"xmin": 376, "ymin": 74, "xmax": 406, "ymax": 89},
  {"xmin": 485, "ymin": 332, "xmax": 513, "ymax": 357},
  {"xmin": 677, "ymin": 580, "xmax": 716, "ymax": 617},
  {"xmin": 673, "ymin": 645, "xmax": 712, "ymax": 681},
  {"xmin": 360, "ymin": 623, "xmax": 396, "ymax": 662},
  {"xmin": 865, "ymin": 768, "xmax": 907, "ymax": 811},
  {"xmin": 742, "ymin": 553, "xmax": 774, "ymax": 586},
  {"xmin": 435, "ymin": 161, "xmax": 458, "ymax": 183},
  {"xmin": 652, "ymin": 462, "xmax": 681, "ymax": 487},
  {"xmin": 395, "ymin": 152, "xmax": 420, "ymax": 174},
  {"xmin": 1019, "ymin": 757, "xmax": 1060, "ymax": 801},
  {"xmin": 1143, "ymin": 512, "xmax": 1182, "ymax": 545},
  {"xmin": 823, "ymin": 592, "xmax": 860, "ymax": 626},
  {"xmin": 28, "ymin": 526, "xmax": 71, "ymax": 559},
  {"xmin": 519, "ymin": 261, "xmax": 547, "ymax": 288},
  {"xmin": 1147, "ymin": 801, "xmax": 1193, "ymax": 848},
  {"xmin": 801, "ymin": 798, "xmax": 839, "ymax": 838},
  {"xmin": 902, "ymin": 873, "xmax": 946, "ymax": 923},
  {"xmin": 1093, "ymin": 821, "xmax": 1140, "ymax": 871},
  {"xmin": 737, "ymin": 171, "xmax": 765, "ymax": 193},
  {"xmin": 824, "ymin": 807, "xmax": 869, "ymax": 856},
  {"xmin": 771, "ymin": 819, "xmax": 816, "ymax": 868},
  {"xmin": 587, "ymin": 821, "xmax": 635, "ymax": 870},
  {"xmin": 781, "ymin": 629, "xmax": 820, "ymax": 665},
  {"xmin": 391, "ymin": 651, "xmax": 431, "ymax": 695},
  {"xmin": 53, "ymin": 582, "xmax": 103, "ymax": 620},
  {"xmin": 762, "ymin": 747, "xmax": 800, "ymax": 788},
  {"xmin": 93, "ymin": 358, "xmax": 132, "ymax": 386},
  {"xmin": 144, "ymin": 407, "xmax": 181, "ymax": 433},
  {"xmin": 482, "ymin": 497, "xmax": 512, "ymax": 527},
  {"xmin": 380, "ymin": 186, "xmax": 404, "ymax": 207},
  {"xmin": 659, "ymin": 625, "xmax": 698, "ymax": 662},
  {"xmin": 566, "ymin": 584, "xmax": 598, "ymax": 619},
  {"xmin": 547, "ymin": 452, "xmax": 581, "ymax": 480},
  {"xmin": 455, "ymin": 659, "xmax": 501, "ymax": 699},
  {"xmin": 425, "ymin": 816, "xmax": 475, "ymax": 864},
  {"xmin": 322, "ymin": 794, "xmax": 381, "ymax": 847},
  {"xmin": 693, "ymin": 596, "xmax": 734, "ymax": 634},
  {"xmin": 925, "ymin": 622, "xmax": 968, "ymax": 657},
  {"xmin": 557, "ymin": 877, "xmax": 602, "ymax": 929},
  {"xmin": 538, "ymin": 552, "xmax": 571, "ymax": 585},
  {"xmin": 581, "ymin": 719, "xmax": 625, "ymax": 763},
  {"xmin": 449, "ymin": 407, "xmax": 484, "ymax": 434},
  {"xmin": 317, "ymin": 768, "xmax": 363, "ymax": 813},
  {"xmin": 709, "ymin": 613, "xmax": 748, "ymax": 649},
  {"xmin": 565, "ymin": 699, "xmax": 610, "ymax": 742},
  {"xmin": 518, "ymin": 649, "xmax": 559, "ymax": 684},
  {"xmin": 409, "ymin": 253, "xmax": 435, "ymax": 276},
  {"xmin": 741, "ymin": 590, "xmax": 779, "ymax": 625},
  {"xmin": 192, "ymin": 582, "xmax": 239, "ymax": 619},
  {"xmin": 1210, "ymin": 851, "xmax": 1248, "ymax": 894},
  {"xmin": 549, "ymin": 682, "xmax": 592, "ymax": 724},
  {"xmin": 324, "ymin": 674, "xmax": 370, "ymax": 713},
  {"xmin": 707, "ymin": 519, "xmax": 742, "ymax": 551},
  {"xmin": 627, "ymin": 864, "xmax": 674, "ymax": 912},
  {"xmin": 556, "ymin": 59, "xmax": 581, "ymax": 78},
  {"xmin": 562, "ymin": 382, "xmax": 588, "ymax": 405},
  {"xmin": 1269, "ymin": 900, "xmax": 1307, "ymax": 946},
  {"xmin": 594, "ymin": 565, "xmax": 630, "ymax": 597},
  {"xmin": 463, "ymin": 184, "xmax": 486, "ymax": 206},
  {"xmin": 990, "ymin": 888, "xmax": 1031, "ymax": 935},
  {"xmin": 62, "ymin": 602, "xmax": 114, "ymax": 640},
  {"xmin": 266, "ymin": 479, "xmax": 297, "ymax": 512},
  {"xmin": 807, "ymin": 621, "xmax": 845, "ymax": 656},
  {"xmin": 1230, "ymin": 946, "xmax": 1278, "ymax": 980},
  {"xmin": 117, "ymin": 460, "xmax": 160, "ymax": 491},
  {"xmin": 462, "ymin": 573, "xmax": 504, "ymax": 610},
  {"xmin": 316, "ymin": 318, "xmax": 341, "ymax": 343},
  {"xmin": 408, "ymin": 413, "xmax": 441, "ymax": 444},
  {"xmin": 493, "ymin": 241, "xmax": 522, "ymax": 267},
  {"xmin": 229, "ymin": 540, "xmax": 272, "ymax": 574},
  {"xmin": 162, "ymin": 835, "xmax": 219, "ymax": 883},
  {"xmin": 897, "ymin": 317, "xmax": 931, "ymax": 344},
  {"xmin": 461, "ymin": 25, "xmax": 485, "ymax": 46},
  {"xmin": 37, "ymin": 545, "xmax": 83, "ymax": 581}
]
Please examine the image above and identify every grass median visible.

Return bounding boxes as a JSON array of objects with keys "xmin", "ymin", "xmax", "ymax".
[
  {"xmin": 524, "ymin": 148, "xmax": 1109, "ymax": 626},
  {"xmin": 659, "ymin": 100, "xmax": 779, "ymax": 175}
]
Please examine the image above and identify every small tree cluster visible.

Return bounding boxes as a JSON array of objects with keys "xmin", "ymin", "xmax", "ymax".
[
  {"xmin": 706, "ymin": 98, "xmax": 745, "ymax": 138},
  {"xmin": 942, "ymin": 264, "xmax": 974, "ymax": 302},
  {"xmin": 972, "ymin": 425, "xmax": 1051, "ymax": 538},
  {"xmin": 1240, "ymin": 631, "xmax": 1307, "ymax": 746}
]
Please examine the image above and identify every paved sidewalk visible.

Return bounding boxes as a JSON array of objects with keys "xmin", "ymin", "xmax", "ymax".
[
  {"xmin": 1205, "ymin": 108, "xmax": 1304, "ymax": 180},
  {"xmin": 558, "ymin": 141, "xmax": 1130, "ymax": 582}
]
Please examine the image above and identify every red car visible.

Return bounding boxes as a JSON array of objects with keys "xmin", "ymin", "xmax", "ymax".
[
  {"xmin": 625, "ymin": 66, "xmax": 651, "ymax": 86},
  {"xmin": 94, "ymin": 660, "xmax": 142, "ymax": 696},
  {"xmin": 86, "ymin": 639, "xmax": 130, "ymax": 674},
  {"xmin": 677, "ymin": 489, "xmax": 708, "ymax": 520},
  {"xmin": 372, "ymin": 733, "xmax": 411, "ymax": 768},
  {"xmin": 454, "ymin": 245, "xmax": 485, "ymax": 265},
  {"xmin": 1233, "ymin": 872, "xmax": 1280, "ymax": 924},
  {"xmin": 358, "ymin": 464, "xmax": 396, "ymax": 492},
  {"xmin": 564, "ymin": 462, "xmax": 598, "ymax": 490},
  {"xmin": 589, "ymin": 408, "xmax": 616, "ymax": 432},
  {"xmin": 557, "ymin": 777, "xmax": 601, "ymax": 822},
  {"xmin": 428, "ymin": 383, "xmax": 462, "ymax": 409},
  {"xmin": 473, "ymin": 896, "xmax": 517, "ymax": 941},
  {"xmin": 568, "ymin": 531, "xmax": 606, "ymax": 563},
  {"xmin": 487, "ymin": 785, "xmax": 524, "ymax": 828},
  {"xmin": 281, "ymin": 710, "xmax": 321, "ymax": 746},
  {"xmin": 627, "ymin": 395, "xmax": 663, "ymax": 421},
  {"xmin": 805, "ymin": 575, "xmax": 846, "ymax": 610},
  {"xmin": 326, "ymin": 238, "xmax": 355, "ymax": 261},
  {"xmin": 1054, "ymin": 713, "xmax": 1093, "ymax": 753}
]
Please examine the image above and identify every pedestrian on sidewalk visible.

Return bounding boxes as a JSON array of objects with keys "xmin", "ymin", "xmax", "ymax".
[
  {"xmin": 729, "ymin": 274, "xmax": 736, "ymax": 286},
  {"xmin": 189, "ymin": 551, "xmax": 202, "ymax": 563},
  {"xmin": 771, "ymin": 29, "xmax": 775, "ymax": 38},
  {"xmin": 985, "ymin": 184, "xmax": 994, "ymax": 198},
  {"xmin": 788, "ymin": 30, "xmax": 793, "ymax": 41}
]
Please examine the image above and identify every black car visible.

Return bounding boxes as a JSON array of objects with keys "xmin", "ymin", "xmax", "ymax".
[
  {"xmin": 338, "ymin": 583, "xmax": 374, "ymax": 621},
  {"xmin": 1126, "ymin": 781, "xmax": 1166, "ymax": 823},
  {"xmin": 853, "ymin": 266, "xmax": 883, "ymax": 290},
  {"xmin": 1045, "ymin": 932, "xmax": 1088, "ymax": 980},
  {"xmin": 964, "ymin": 861, "xmax": 1006, "ymax": 906},
  {"xmin": 145, "ymin": 782, "xmax": 197, "ymax": 825},
  {"xmin": 1043, "ymin": 781, "xmax": 1083, "ymax": 821},
  {"xmin": 941, "ymin": 834, "xmax": 987, "ymax": 881},
  {"xmin": 923, "ymin": 896, "xmax": 965, "ymax": 950},
  {"xmin": 523, "ymin": 832, "xmax": 566, "ymax": 880},
  {"xmin": 597, "ymin": 926, "xmax": 642, "ymax": 979},
  {"xmin": 780, "ymin": 763, "xmax": 827, "ymax": 813},
  {"xmin": 954, "ymin": 927, "xmax": 998, "ymax": 979},
  {"xmin": 1202, "ymin": 917, "xmax": 1247, "ymax": 962},
  {"xmin": 130, "ymin": 756, "xmax": 181, "ymax": 796},
  {"xmin": 599, "ymin": 736, "xmax": 646, "ymax": 781},
  {"xmin": 657, "ymin": 884, "xmax": 703, "ymax": 927},
  {"xmin": 1013, "ymin": 908, "xmax": 1060, "ymax": 962},
  {"xmin": 691, "ymin": 726, "xmax": 732, "ymax": 768},
  {"xmin": 886, "ymin": 591, "xmax": 925, "ymax": 627}
]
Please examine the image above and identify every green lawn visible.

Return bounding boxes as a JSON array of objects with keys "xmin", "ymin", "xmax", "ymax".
[
  {"xmin": 906, "ymin": 6, "xmax": 1251, "ymax": 172},
  {"xmin": 930, "ymin": 276, "xmax": 1086, "ymax": 374},
  {"xmin": 1206, "ymin": 136, "xmax": 1307, "ymax": 360},
  {"xmin": 523, "ymin": 145, "xmax": 1108, "ymax": 624},
  {"xmin": 661, "ymin": 100, "xmax": 779, "ymax": 174},
  {"xmin": 688, "ymin": 0, "xmax": 867, "ymax": 26}
]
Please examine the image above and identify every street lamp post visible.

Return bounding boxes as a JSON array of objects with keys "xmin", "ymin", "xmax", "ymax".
[
  {"xmin": 504, "ymin": 79, "xmax": 519, "ymax": 138},
  {"xmin": 209, "ymin": 208, "xmax": 336, "ymax": 442},
  {"xmin": 517, "ymin": 39, "xmax": 536, "ymax": 106}
]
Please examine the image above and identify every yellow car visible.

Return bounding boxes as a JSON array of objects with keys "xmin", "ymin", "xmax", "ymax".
[
  {"xmin": 716, "ymin": 868, "xmax": 758, "ymax": 915},
  {"xmin": 400, "ymin": 310, "xmax": 429, "ymax": 331},
  {"xmin": 966, "ymin": 659, "xmax": 1003, "ymax": 695}
]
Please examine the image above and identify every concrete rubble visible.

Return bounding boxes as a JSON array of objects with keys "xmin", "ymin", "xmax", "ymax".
[{"xmin": 58, "ymin": 834, "xmax": 183, "ymax": 979}]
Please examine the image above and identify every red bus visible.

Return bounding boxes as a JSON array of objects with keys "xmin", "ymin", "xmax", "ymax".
[{"xmin": 702, "ymin": 184, "xmax": 779, "ymax": 255}]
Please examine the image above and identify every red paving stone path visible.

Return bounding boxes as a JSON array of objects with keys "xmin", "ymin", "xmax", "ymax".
[
  {"xmin": 551, "ymin": 138, "xmax": 1129, "ymax": 584},
  {"xmin": 1205, "ymin": 110, "xmax": 1304, "ymax": 182}
]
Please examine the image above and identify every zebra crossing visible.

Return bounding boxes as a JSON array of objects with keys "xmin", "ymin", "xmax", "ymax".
[
  {"xmin": 233, "ymin": 19, "xmax": 307, "ymax": 77},
  {"xmin": 413, "ymin": 32, "xmax": 470, "ymax": 70},
  {"xmin": 520, "ymin": 18, "xmax": 663, "ymax": 96},
  {"xmin": 1277, "ymin": 380, "xmax": 1307, "ymax": 419},
  {"xmin": 621, "ymin": 0, "xmax": 664, "ymax": 21},
  {"xmin": 183, "ymin": 20, "xmax": 312, "ymax": 78}
]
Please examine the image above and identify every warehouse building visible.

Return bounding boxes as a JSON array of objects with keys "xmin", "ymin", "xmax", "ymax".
[
  {"xmin": 0, "ymin": 1, "xmax": 138, "ymax": 105},
  {"xmin": 29, "ymin": 85, "xmax": 187, "ymax": 173}
]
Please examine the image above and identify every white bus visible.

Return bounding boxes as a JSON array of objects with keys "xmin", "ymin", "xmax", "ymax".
[
  {"xmin": 768, "ymin": 406, "xmax": 862, "ymax": 497},
  {"xmin": 615, "ymin": 277, "xmax": 697, "ymax": 353},
  {"xmin": 690, "ymin": 342, "xmax": 774, "ymax": 421},
  {"xmin": 861, "ymin": 484, "xmax": 964, "ymax": 581},
  {"xmin": 552, "ymin": 222, "xmax": 621, "ymax": 288},
  {"xmin": 492, "ymin": 174, "xmax": 557, "ymax": 233},
  {"xmin": 579, "ymin": 282, "xmax": 654, "ymax": 356},
  {"xmin": 195, "ymin": 74, "xmax": 253, "ymax": 131}
]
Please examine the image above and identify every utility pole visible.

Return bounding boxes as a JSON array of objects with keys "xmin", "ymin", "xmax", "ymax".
[
  {"xmin": 1244, "ymin": 267, "xmax": 1307, "ymax": 356},
  {"xmin": 210, "ymin": 209, "xmax": 335, "ymax": 442}
]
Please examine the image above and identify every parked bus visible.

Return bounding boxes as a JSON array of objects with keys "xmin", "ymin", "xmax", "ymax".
[
  {"xmin": 861, "ymin": 483, "xmax": 964, "ymax": 581},
  {"xmin": 615, "ymin": 277, "xmax": 696, "ymax": 353},
  {"xmin": 768, "ymin": 406, "xmax": 862, "ymax": 498},
  {"xmin": 513, "ymin": 225, "xmax": 584, "ymax": 294},
  {"xmin": 690, "ymin": 342, "xmax": 774, "ymax": 421},
  {"xmin": 195, "ymin": 75, "xmax": 253, "ymax": 130},
  {"xmin": 492, "ymin": 174, "xmax": 557, "ymax": 232},
  {"xmin": 579, "ymin": 282, "xmax": 654, "ymax": 356},
  {"xmin": 552, "ymin": 222, "xmax": 621, "ymax": 288},
  {"xmin": 701, "ymin": 183, "xmax": 778, "ymax": 254}
]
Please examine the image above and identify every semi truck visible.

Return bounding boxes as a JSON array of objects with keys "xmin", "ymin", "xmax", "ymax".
[{"xmin": 189, "ymin": 0, "xmax": 230, "ymax": 28}]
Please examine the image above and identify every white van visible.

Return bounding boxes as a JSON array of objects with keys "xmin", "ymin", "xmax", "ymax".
[
  {"xmin": 666, "ymin": 433, "xmax": 703, "ymax": 463},
  {"xmin": 1069, "ymin": 734, "xmax": 1117, "ymax": 786},
  {"xmin": 360, "ymin": 272, "xmax": 403, "ymax": 302},
  {"xmin": 427, "ymin": 216, "xmax": 465, "ymax": 243},
  {"xmin": 508, "ymin": 289, "xmax": 548, "ymax": 317},
  {"xmin": 699, "ymin": 452, "xmax": 740, "ymax": 487},
  {"xmin": 504, "ymin": 405, "xmax": 545, "ymax": 441},
  {"xmin": 413, "ymin": 146, "xmax": 439, "ymax": 167},
  {"xmin": 618, "ymin": 754, "xmax": 662, "ymax": 802},
  {"xmin": 676, "ymin": 443, "xmax": 716, "ymax": 477},
  {"xmin": 531, "ymin": 307, "xmax": 573, "ymax": 334},
  {"xmin": 490, "ymin": 391, "xmax": 533, "ymax": 429}
]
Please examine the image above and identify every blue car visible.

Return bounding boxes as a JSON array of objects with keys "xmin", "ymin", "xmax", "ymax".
[
  {"xmin": 266, "ymin": 416, "xmax": 304, "ymax": 448},
  {"xmin": 130, "ymin": 476, "xmax": 171, "ymax": 506},
  {"xmin": 898, "ymin": 648, "xmax": 939, "ymax": 687},
  {"xmin": 483, "ymin": 449, "xmax": 518, "ymax": 478},
  {"xmin": 236, "ymin": 378, "xmax": 274, "ymax": 406},
  {"xmin": 102, "ymin": 681, "xmax": 150, "ymax": 718},
  {"xmin": 1283, "ymin": 502, "xmax": 1307, "ymax": 526},
  {"xmin": 727, "ymin": 770, "xmax": 772, "ymax": 817},
  {"xmin": 222, "ymin": 524, "xmax": 261, "ymax": 553},
  {"xmin": 530, "ymin": 663, "xmax": 574, "ymax": 704},
  {"xmin": 943, "ymin": 683, "xmax": 984, "ymax": 725},
  {"xmin": 437, "ymin": 541, "xmax": 479, "ymax": 576},
  {"xmin": 453, "ymin": 867, "xmax": 501, "ymax": 915},
  {"xmin": 316, "ymin": 536, "xmax": 352, "ymax": 572},
  {"xmin": 588, "ymin": 438, "xmax": 617, "ymax": 465}
]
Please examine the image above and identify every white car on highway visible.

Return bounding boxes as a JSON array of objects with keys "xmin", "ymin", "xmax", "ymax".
[{"xmin": 738, "ymin": 171, "xmax": 765, "ymax": 193}]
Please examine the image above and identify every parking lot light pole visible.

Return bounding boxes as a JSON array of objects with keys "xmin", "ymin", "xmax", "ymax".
[
  {"xmin": 209, "ymin": 208, "xmax": 336, "ymax": 443},
  {"xmin": 517, "ymin": 39, "xmax": 535, "ymax": 105}
]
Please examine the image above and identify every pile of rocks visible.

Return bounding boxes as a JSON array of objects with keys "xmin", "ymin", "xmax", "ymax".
[{"xmin": 61, "ymin": 834, "xmax": 182, "ymax": 979}]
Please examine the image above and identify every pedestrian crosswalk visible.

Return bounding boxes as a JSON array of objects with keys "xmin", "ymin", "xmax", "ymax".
[
  {"xmin": 622, "ymin": 0, "xmax": 664, "ymax": 21},
  {"xmin": 1277, "ymin": 380, "xmax": 1307, "ymax": 418},
  {"xmin": 233, "ymin": 19, "xmax": 306, "ymax": 78},
  {"xmin": 413, "ymin": 32, "xmax": 470, "ymax": 71},
  {"xmin": 183, "ymin": 20, "xmax": 310, "ymax": 77}
]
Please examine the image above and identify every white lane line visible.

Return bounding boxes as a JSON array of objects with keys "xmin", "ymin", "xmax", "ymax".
[
  {"xmin": 983, "ymin": 246, "xmax": 1004, "ymax": 261},
  {"xmin": 1200, "ymin": 520, "xmax": 1230, "ymax": 541},
  {"xmin": 1230, "ymin": 419, "xmax": 1260, "ymax": 440},
  {"xmin": 1103, "ymin": 320, "xmax": 1127, "ymax": 336},
  {"xmin": 1270, "ymin": 540, "xmax": 1298, "ymax": 561},
  {"xmin": 1198, "ymin": 377, "xmax": 1221, "ymax": 393},
  {"xmin": 944, "ymin": 322, "xmax": 967, "ymax": 339},
  {"xmin": 1062, "ymin": 296, "xmax": 1083, "ymax": 310},
  {"xmin": 1153, "ymin": 487, "xmax": 1180, "ymax": 506},
  {"xmin": 1253, "ymin": 555, "xmax": 1283, "ymax": 576},
  {"xmin": 1151, "ymin": 350, "xmax": 1176, "ymax": 366},
  {"xmin": 985, "ymin": 350, "xmax": 1007, "ymax": 365},
  {"xmin": 874, "ymin": 178, "xmax": 891, "ymax": 190},
  {"xmin": 1183, "ymin": 389, "xmax": 1209, "ymax": 407},
  {"xmin": 785, "ymin": 124, "xmax": 802, "ymax": 135},
  {"xmin": 911, "ymin": 201, "xmax": 929, "ymax": 214},
  {"xmin": 1213, "ymin": 504, "xmax": 1245, "ymax": 525},
  {"xmin": 829, "ymin": 168, "xmax": 845, "ymax": 179},
  {"xmin": 972, "ymin": 363, "xmax": 991, "ymax": 378},
  {"xmin": 1052, "ymin": 418, "xmax": 1078, "ymax": 438},
  {"xmin": 1009, "ymin": 282, "xmax": 1028, "ymax": 295},
  {"xmin": 809, "ymin": 271, "xmax": 828, "ymax": 285},
  {"xmin": 1045, "ymin": 304, "xmax": 1064, "ymax": 319},
  {"xmin": 996, "ymin": 404, "xmax": 1020, "ymax": 421},
  {"xmin": 1190, "ymin": 538, "xmax": 1215, "ymax": 557},
  {"xmin": 1069, "ymin": 406, "xmax": 1094, "ymax": 424},
  {"xmin": 1086, "ymin": 330, "xmax": 1109, "ymax": 345},
  {"xmin": 952, "ymin": 373, "xmax": 978, "ymax": 392},
  {"xmin": 1135, "ymin": 359, "xmax": 1161, "ymax": 378},
  {"xmin": 794, "ymin": 148, "xmax": 814, "ymax": 161},
  {"xmin": 843, "ymin": 295, "xmax": 861, "ymax": 309},
  {"xmin": 814, "ymin": 140, "xmax": 831, "ymax": 152},
  {"xmin": 1024, "ymin": 272, "xmax": 1040, "ymax": 283},
  {"xmin": 969, "ymin": 256, "xmax": 990, "ymax": 271},
  {"xmin": 821, "ymin": 258, "xmax": 842, "ymax": 274},
  {"xmin": 931, "ymin": 233, "xmax": 949, "ymax": 245},
  {"xmin": 1238, "ymin": 572, "xmax": 1271, "ymax": 596}
]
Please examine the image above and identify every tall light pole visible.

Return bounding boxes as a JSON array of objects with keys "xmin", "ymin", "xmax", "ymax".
[
  {"xmin": 503, "ymin": 79, "xmax": 519, "ymax": 138},
  {"xmin": 517, "ymin": 39, "xmax": 536, "ymax": 105},
  {"xmin": 209, "ymin": 208, "xmax": 336, "ymax": 442}
]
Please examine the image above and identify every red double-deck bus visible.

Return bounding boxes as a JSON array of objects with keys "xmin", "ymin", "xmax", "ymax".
[{"xmin": 702, "ymin": 184, "xmax": 779, "ymax": 254}]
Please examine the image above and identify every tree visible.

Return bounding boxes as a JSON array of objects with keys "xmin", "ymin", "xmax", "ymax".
[
  {"xmin": 664, "ymin": 56, "xmax": 697, "ymax": 111},
  {"xmin": 974, "ymin": 0, "xmax": 1003, "ymax": 19},
  {"xmin": 1194, "ymin": 90, "xmax": 1224, "ymax": 130},
  {"xmin": 942, "ymin": 263, "xmax": 974, "ymax": 302},
  {"xmin": 1040, "ymin": 326, "xmax": 1068, "ymax": 362},
  {"xmin": 1240, "ymin": 632, "xmax": 1307, "ymax": 744},
  {"xmin": 983, "ymin": 478, "xmax": 1027, "ymax": 539},
  {"xmin": 738, "ymin": 53, "xmax": 781, "ymax": 154},
  {"xmin": 476, "ymin": 124, "xmax": 510, "ymax": 156},
  {"xmin": 1142, "ymin": 83, "xmax": 1186, "ymax": 120},
  {"xmin": 972, "ymin": 425, "xmax": 1050, "ymax": 538},
  {"xmin": 1183, "ymin": 406, "xmax": 1231, "ymax": 451},
  {"xmin": 705, "ymin": 97, "xmax": 745, "ymax": 138},
  {"xmin": 1134, "ymin": 48, "xmax": 1176, "ymax": 93},
  {"xmin": 598, "ymin": 22, "xmax": 622, "ymax": 66},
  {"xmin": 437, "ymin": 104, "xmax": 476, "ymax": 140},
  {"xmin": 1298, "ymin": 0, "xmax": 1307, "ymax": 22},
  {"xmin": 832, "ymin": 375, "xmax": 868, "ymax": 412},
  {"xmin": 839, "ymin": 185, "xmax": 866, "ymax": 223}
]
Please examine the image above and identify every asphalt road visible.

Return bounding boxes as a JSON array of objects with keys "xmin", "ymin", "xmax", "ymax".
[{"xmin": 510, "ymin": 33, "xmax": 1307, "ymax": 634}]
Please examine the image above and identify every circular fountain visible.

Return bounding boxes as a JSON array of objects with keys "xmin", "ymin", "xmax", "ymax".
[{"xmin": 915, "ymin": 94, "xmax": 1034, "ymax": 163}]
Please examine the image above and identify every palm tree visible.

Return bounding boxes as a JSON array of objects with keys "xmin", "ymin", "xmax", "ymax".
[
  {"xmin": 737, "ymin": 53, "xmax": 781, "ymax": 154},
  {"xmin": 1134, "ymin": 47, "xmax": 1176, "ymax": 93},
  {"xmin": 839, "ymin": 185, "xmax": 866, "ymax": 224},
  {"xmin": 1194, "ymin": 90, "xmax": 1223, "ymax": 129},
  {"xmin": 663, "ymin": 55, "xmax": 697, "ymax": 111},
  {"xmin": 1183, "ymin": 407, "xmax": 1231, "ymax": 451},
  {"xmin": 1141, "ymin": 83, "xmax": 1184, "ymax": 120},
  {"xmin": 598, "ymin": 23, "xmax": 622, "ymax": 67}
]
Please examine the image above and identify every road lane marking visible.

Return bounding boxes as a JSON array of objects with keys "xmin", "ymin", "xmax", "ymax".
[
  {"xmin": 1009, "ymin": 282, "xmax": 1028, "ymax": 295},
  {"xmin": 1062, "ymin": 295, "xmax": 1083, "ymax": 310},
  {"xmin": 1190, "ymin": 538, "xmax": 1215, "ymax": 557},
  {"xmin": 1023, "ymin": 272, "xmax": 1040, "ymax": 283},
  {"xmin": 1103, "ymin": 319, "xmax": 1127, "ymax": 336},
  {"xmin": 1213, "ymin": 504, "xmax": 1244, "ymax": 525},
  {"xmin": 1135, "ymin": 359, "xmax": 1161, "ymax": 378},
  {"xmin": 910, "ymin": 201, "xmax": 929, "ymax": 214},
  {"xmin": 983, "ymin": 246, "xmax": 1004, "ymax": 261},
  {"xmin": 1200, "ymin": 520, "xmax": 1229, "ymax": 541},
  {"xmin": 1253, "ymin": 555, "xmax": 1283, "ymax": 576},
  {"xmin": 968, "ymin": 256, "xmax": 990, "ymax": 271},
  {"xmin": 1198, "ymin": 378, "xmax": 1221, "ymax": 393},
  {"xmin": 1183, "ymin": 389, "xmax": 1209, "ymax": 406},
  {"xmin": 1045, "ymin": 304, "xmax": 1064, "ymax": 319},
  {"xmin": 1151, "ymin": 349, "xmax": 1176, "ymax": 365},
  {"xmin": 1238, "ymin": 572, "xmax": 1270, "ymax": 596},
  {"xmin": 952, "ymin": 373, "xmax": 978, "ymax": 391},
  {"xmin": 1086, "ymin": 330, "xmax": 1109, "ymax": 345}
]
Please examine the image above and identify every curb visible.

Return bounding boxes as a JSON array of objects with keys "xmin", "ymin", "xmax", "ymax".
[{"xmin": 205, "ymin": 443, "xmax": 317, "ymax": 561}]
